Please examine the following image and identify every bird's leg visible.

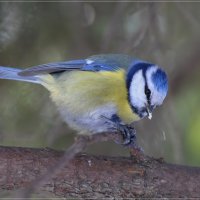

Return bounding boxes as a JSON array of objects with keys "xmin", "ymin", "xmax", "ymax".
[
  {"xmin": 106, "ymin": 115, "xmax": 140, "ymax": 148},
  {"xmin": 116, "ymin": 123, "xmax": 136, "ymax": 146},
  {"xmin": 101, "ymin": 115, "xmax": 144, "ymax": 159},
  {"xmin": 115, "ymin": 123, "xmax": 145, "ymax": 161},
  {"xmin": 117, "ymin": 123, "xmax": 142, "ymax": 150}
]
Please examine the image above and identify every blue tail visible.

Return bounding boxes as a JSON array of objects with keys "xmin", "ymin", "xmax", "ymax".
[{"xmin": 0, "ymin": 66, "xmax": 40, "ymax": 84}]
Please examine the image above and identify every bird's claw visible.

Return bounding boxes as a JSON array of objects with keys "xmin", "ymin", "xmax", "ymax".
[
  {"xmin": 115, "ymin": 123, "xmax": 136, "ymax": 146},
  {"xmin": 115, "ymin": 124, "xmax": 144, "ymax": 153},
  {"xmin": 102, "ymin": 115, "xmax": 142, "ymax": 151},
  {"xmin": 122, "ymin": 126, "xmax": 136, "ymax": 146}
]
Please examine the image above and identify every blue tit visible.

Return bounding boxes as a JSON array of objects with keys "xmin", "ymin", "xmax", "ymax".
[{"xmin": 0, "ymin": 54, "xmax": 168, "ymax": 145}]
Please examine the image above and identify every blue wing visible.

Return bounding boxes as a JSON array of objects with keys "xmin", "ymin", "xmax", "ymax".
[
  {"xmin": 19, "ymin": 54, "xmax": 129, "ymax": 76},
  {"xmin": 19, "ymin": 59, "xmax": 87, "ymax": 76}
]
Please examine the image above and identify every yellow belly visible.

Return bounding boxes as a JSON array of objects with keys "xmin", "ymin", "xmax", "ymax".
[{"xmin": 40, "ymin": 70, "xmax": 139, "ymax": 132}]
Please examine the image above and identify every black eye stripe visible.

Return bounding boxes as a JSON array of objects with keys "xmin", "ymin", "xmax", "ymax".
[
  {"xmin": 145, "ymin": 86, "xmax": 151, "ymax": 97},
  {"xmin": 145, "ymin": 85, "xmax": 151, "ymax": 104}
]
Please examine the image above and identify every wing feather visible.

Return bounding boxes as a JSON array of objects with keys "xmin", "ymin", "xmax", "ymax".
[
  {"xmin": 19, "ymin": 54, "xmax": 126, "ymax": 76},
  {"xmin": 19, "ymin": 60, "xmax": 86, "ymax": 76}
]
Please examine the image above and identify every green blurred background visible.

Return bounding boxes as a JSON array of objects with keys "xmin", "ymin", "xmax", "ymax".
[{"xmin": 0, "ymin": 2, "xmax": 199, "ymax": 166}]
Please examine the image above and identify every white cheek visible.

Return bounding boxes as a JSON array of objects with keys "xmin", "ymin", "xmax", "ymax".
[{"xmin": 129, "ymin": 70, "xmax": 146, "ymax": 108}]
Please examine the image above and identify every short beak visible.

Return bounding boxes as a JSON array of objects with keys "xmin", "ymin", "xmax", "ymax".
[{"xmin": 147, "ymin": 106, "xmax": 152, "ymax": 120}]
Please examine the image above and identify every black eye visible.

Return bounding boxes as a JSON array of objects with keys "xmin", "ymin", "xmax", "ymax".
[
  {"xmin": 145, "ymin": 86, "xmax": 151, "ymax": 100},
  {"xmin": 145, "ymin": 87, "xmax": 151, "ymax": 96}
]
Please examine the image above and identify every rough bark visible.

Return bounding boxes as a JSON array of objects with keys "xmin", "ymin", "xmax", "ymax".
[{"xmin": 0, "ymin": 146, "xmax": 200, "ymax": 198}]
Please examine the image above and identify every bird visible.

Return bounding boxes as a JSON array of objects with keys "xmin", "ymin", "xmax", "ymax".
[{"xmin": 0, "ymin": 54, "xmax": 168, "ymax": 146}]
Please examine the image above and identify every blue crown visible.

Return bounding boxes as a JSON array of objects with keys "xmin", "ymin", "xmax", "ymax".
[{"xmin": 152, "ymin": 69, "xmax": 168, "ymax": 94}]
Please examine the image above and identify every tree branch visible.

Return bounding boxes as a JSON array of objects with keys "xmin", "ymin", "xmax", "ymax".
[{"xmin": 0, "ymin": 145, "xmax": 200, "ymax": 198}]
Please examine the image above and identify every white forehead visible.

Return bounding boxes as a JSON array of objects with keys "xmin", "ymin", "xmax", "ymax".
[
  {"xmin": 129, "ymin": 70, "xmax": 146, "ymax": 108},
  {"xmin": 146, "ymin": 66, "xmax": 166, "ymax": 106},
  {"xmin": 146, "ymin": 66, "xmax": 158, "ymax": 84}
]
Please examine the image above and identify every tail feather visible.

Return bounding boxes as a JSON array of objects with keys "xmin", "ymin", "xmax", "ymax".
[{"xmin": 0, "ymin": 66, "xmax": 41, "ymax": 84}]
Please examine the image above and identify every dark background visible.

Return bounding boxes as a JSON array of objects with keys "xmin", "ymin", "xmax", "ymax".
[{"xmin": 0, "ymin": 2, "xmax": 199, "ymax": 167}]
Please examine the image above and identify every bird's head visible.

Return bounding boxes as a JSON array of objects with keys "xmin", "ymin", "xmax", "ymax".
[{"xmin": 126, "ymin": 60, "xmax": 168, "ymax": 119}]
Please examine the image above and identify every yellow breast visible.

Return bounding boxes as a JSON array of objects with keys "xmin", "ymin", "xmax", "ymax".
[{"xmin": 40, "ymin": 69, "xmax": 139, "ymax": 125}]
